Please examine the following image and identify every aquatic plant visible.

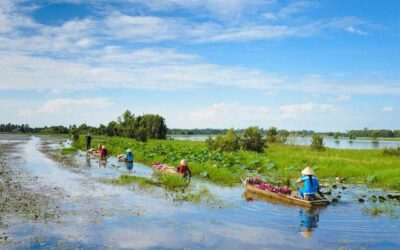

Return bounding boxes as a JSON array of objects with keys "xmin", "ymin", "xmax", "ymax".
[
  {"xmin": 73, "ymin": 135, "xmax": 400, "ymax": 190},
  {"xmin": 256, "ymin": 183, "xmax": 292, "ymax": 195}
]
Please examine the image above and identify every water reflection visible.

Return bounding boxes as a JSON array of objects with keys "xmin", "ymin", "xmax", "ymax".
[
  {"xmin": 85, "ymin": 153, "xmax": 91, "ymax": 168},
  {"xmin": 371, "ymin": 141, "xmax": 379, "ymax": 149},
  {"xmin": 126, "ymin": 162, "xmax": 134, "ymax": 173},
  {"xmin": 299, "ymin": 208, "xmax": 321, "ymax": 238}
]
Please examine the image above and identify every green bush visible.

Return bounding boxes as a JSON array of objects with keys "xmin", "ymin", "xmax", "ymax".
[
  {"xmin": 310, "ymin": 134, "xmax": 325, "ymax": 151},
  {"xmin": 383, "ymin": 147, "xmax": 400, "ymax": 156},
  {"xmin": 206, "ymin": 129, "xmax": 241, "ymax": 152},
  {"xmin": 241, "ymin": 127, "xmax": 266, "ymax": 152}
]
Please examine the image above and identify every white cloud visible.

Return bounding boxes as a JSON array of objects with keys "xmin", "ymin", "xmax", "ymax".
[
  {"xmin": 263, "ymin": 0, "xmax": 315, "ymax": 20},
  {"xmin": 186, "ymin": 102, "xmax": 274, "ymax": 128},
  {"xmin": 381, "ymin": 106, "xmax": 394, "ymax": 112},
  {"xmin": 15, "ymin": 98, "xmax": 118, "ymax": 126},
  {"xmin": 345, "ymin": 25, "xmax": 368, "ymax": 35}
]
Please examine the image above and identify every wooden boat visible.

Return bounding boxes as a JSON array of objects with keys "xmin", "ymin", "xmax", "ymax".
[
  {"xmin": 151, "ymin": 163, "xmax": 179, "ymax": 175},
  {"xmin": 243, "ymin": 179, "xmax": 329, "ymax": 208}
]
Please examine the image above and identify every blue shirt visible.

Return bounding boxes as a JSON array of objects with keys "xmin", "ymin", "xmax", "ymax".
[
  {"xmin": 125, "ymin": 152, "xmax": 133, "ymax": 161},
  {"xmin": 300, "ymin": 175, "xmax": 320, "ymax": 195}
]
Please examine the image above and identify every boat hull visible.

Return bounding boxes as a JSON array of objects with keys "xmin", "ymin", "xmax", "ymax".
[{"xmin": 246, "ymin": 184, "xmax": 329, "ymax": 207}]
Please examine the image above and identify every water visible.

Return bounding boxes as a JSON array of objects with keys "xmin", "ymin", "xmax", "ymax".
[
  {"xmin": 1, "ymin": 135, "xmax": 399, "ymax": 249},
  {"xmin": 168, "ymin": 135, "xmax": 400, "ymax": 149}
]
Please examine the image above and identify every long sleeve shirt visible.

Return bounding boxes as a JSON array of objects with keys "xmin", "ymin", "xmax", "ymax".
[{"xmin": 300, "ymin": 175, "xmax": 320, "ymax": 195}]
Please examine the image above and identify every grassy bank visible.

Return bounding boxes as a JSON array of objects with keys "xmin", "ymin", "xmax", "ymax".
[{"xmin": 72, "ymin": 136, "xmax": 400, "ymax": 189}]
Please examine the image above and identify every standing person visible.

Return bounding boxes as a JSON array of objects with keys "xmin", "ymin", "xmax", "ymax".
[
  {"xmin": 296, "ymin": 167, "xmax": 320, "ymax": 200},
  {"xmin": 177, "ymin": 159, "xmax": 191, "ymax": 179},
  {"xmin": 100, "ymin": 145, "xmax": 108, "ymax": 161},
  {"xmin": 125, "ymin": 148, "xmax": 133, "ymax": 162},
  {"xmin": 85, "ymin": 133, "xmax": 92, "ymax": 150}
]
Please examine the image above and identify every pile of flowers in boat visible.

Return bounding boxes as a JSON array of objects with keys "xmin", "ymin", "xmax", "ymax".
[
  {"xmin": 152, "ymin": 162, "xmax": 176, "ymax": 170},
  {"xmin": 246, "ymin": 177, "xmax": 292, "ymax": 195}
]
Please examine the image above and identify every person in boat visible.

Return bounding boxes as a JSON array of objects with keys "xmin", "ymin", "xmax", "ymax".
[
  {"xmin": 296, "ymin": 167, "xmax": 320, "ymax": 200},
  {"xmin": 177, "ymin": 159, "xmax": 191, "ymax": 178},
  {"xmin": 85, "ymin": 133, "xmax": 92, "ymax": 150},
  {"xmin": 119, "ymin": 149, "xmax": 134, "ymax": 162},
  {"xmin": 99, "ymin": 145, "xmax": 108, "ymax": 161}
]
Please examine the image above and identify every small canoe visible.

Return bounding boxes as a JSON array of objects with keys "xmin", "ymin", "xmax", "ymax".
[
  {"xmin": 245, "ymin": 183, "xmax": 329, "ymax": 208},
  {"xmin": 151, "ymin": 163, "xmax": 179, "ymax": 175}
]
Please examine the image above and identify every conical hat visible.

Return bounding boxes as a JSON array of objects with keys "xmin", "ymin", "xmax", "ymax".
[
  {"xmin": 301, "ymin": 231, "xmax": 313, "ymax": 238},
  {"xmin": 301, "ymin": 167, "xmax": 315, "ymax": 176}
]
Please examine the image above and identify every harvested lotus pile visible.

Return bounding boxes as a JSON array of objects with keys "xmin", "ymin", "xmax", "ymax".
[
  {"xmin": 152, "ymin": 162, "xmax": 172, "ymax": 170},
  {"xmin": 247, "ymin": 177, "xmax": 292, "ymax": 195}
]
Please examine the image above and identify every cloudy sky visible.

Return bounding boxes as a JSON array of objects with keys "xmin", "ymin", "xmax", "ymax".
[{"xmin": 0, "ymin": 0, "xmax": 399, "ymax": 131}]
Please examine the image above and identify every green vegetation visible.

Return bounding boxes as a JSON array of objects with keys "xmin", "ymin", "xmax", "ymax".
[
  {"xmin": 206, "ymin": 127, "xmax": 266, "ymax": 153},
  {"xmin": 60, "ymin": 147, "xmax": 78, "ymax": 155},
  {"xmin": 310, "ymin": 134, "xmax": 325, "ymax": 151},
  {"xmin": 363, "ymin": 204, "xmax": 398, "ymax": 218},
  {"xmin": 174, "ymin": 187, "xmax": 218, "ymax": 204},
  {"xmin": 108, "ymin": 173, "xmax": 188, "ymax": 190},
  {"xmin": 73, "ymin": 135, "xmax": 400, "ymax": 189},
  {"xmin": 383, "ymin": 147, "xmax": 400, "ymax": 156}
]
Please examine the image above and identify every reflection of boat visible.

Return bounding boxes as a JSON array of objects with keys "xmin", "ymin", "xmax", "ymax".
[{"xmin": 244, "ymin": 184, "xmax": 329, "ymax": 208}]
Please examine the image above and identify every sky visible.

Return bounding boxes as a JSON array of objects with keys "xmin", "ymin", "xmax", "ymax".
[{"xmin": 0, "ymin": 0, "xmax": 399, "ymax": 131}]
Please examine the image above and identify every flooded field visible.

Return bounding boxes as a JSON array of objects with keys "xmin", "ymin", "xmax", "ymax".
[
  {"xmin": 1, "ymin": 135, "xmax": 399, "ymax": 249},
  {"xmin": 168, "ymin": 135, "xmax": 400, "ymax": 150}
]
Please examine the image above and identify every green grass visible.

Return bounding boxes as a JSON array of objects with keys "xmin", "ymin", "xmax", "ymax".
[
  {"xmin": 60, "ymin": 147, "xmax": 78, "ymax": 155},
  {"xmin": 73, "ymin": 135, "xmax": 400, "ymax": 189},
  {"xmin": 108, "ymin": 173, "xmax": 188, "ymax": 190}
]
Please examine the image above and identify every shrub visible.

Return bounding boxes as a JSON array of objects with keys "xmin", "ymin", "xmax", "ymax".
[
  {"xmin": 266, "ymin": 127, "xmax": 278, "ymax": 143},
  {"xmin": 241, "ymin": 127, "xmax": 266, "ymax": 152},
  {"xmin": 310, "ymin": 134, "xmax": 325, "ymax": 151},
  {"xmin": 383, "ymin": 147, "xmax": 400, "ymax": 156},
  {"xmin": 206, "ymin": 129, "xmax": 241, "ymax": 152}
]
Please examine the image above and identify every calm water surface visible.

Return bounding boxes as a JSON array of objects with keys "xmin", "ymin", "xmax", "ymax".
[
  {"xmin": 1, "ymin": 135, "xmax": 399, "ymax": 249},
  {"xmin": 168, "ymin": 135, "xmax": 400, "ymax": 149}
]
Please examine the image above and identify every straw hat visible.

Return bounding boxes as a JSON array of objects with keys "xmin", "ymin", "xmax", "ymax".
[
  {"xmin": 300, "ymin": 230, "xmax": 313, "ymax": 238},
  {"xmin": 127, "ymin": 149, "xmax": 132, "ymax": 153},
  {"xmin": 301, "ymin": 167, "xmax": 315, "ymax": 176},
  {"xmin": 180, "ymin": 159, "xmax": 187, "ymax": 166},
  {"xmin": 101, "ymin": 145, "xmax": 106, "ymax": 149}
]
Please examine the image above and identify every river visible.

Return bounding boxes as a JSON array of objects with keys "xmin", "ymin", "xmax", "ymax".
[
  {"xmin": 0, "ymin": 135, "xmax": 399, "ymax": 249},
  {"xmin": 168, "ymin": 135, "xmax": 400, "ymax": 150}
]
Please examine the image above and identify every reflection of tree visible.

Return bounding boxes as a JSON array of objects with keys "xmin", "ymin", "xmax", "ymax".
[
  {"xmin": 299, "ymin": 208, "xmax": 321, "ymax": 238},
  {"xmin": 371, "ymin": 140, "xmax": 379, "ymax": 149}
]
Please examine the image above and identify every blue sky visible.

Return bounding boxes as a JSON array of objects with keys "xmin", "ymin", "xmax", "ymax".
[{"xmin": 0, "ymin": 0, "xmax": 399, "ymax": 131}]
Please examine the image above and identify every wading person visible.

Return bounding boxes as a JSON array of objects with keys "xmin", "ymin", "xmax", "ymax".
[
  {"xmin": 296, "ymin": 167, "xmax": 320, "ymax": 200},
  {"xmin": 85, "ymin": 133, "xmax": 92, "ymax": 150},
  {"xmin": 119, "ymin": 149, "xmax": 134, "ymax": 162},
  {"xmin": 177, "ymin": 159, "xmax": 191, "ymax": 179}
]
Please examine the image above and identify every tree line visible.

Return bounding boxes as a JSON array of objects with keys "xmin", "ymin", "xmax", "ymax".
[{"xmin": 1, "ymin": 110, "xmax": 167, "ymax": 142}]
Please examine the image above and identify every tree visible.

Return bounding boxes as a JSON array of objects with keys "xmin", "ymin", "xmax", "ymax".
[
  {"xmin": 206, "ymin": 129, "xmax": 241, "ymax": 152},
  {"xmin": 310, "ymin": 134, "xmax": 325, "ymax": 151},
  {"xmin": 334, "ymin": 132, "xmax": 341, "ymax": 139},
  {"xmin": 241, "ymin": 127, "xmax": 266, "ymax": 152},
  {"xmin": 372, "ymin": 130, "xmax": 379, "ymax": 140},
  {"xmin": 279, "ymin": 130, "xmax": 290, "ymax": 143},
  {"xmin": 348, "ymin": 132, "xmax": 356, "ymax": 140},
  {"xmin": 266, "ymin": 127, "xmax": 278, "ymax": 143}
]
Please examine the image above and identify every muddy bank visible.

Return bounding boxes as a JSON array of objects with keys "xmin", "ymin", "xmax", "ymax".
[{"xmin": 0, "ymin": 141, "xmax": 61, "ymax": 245}]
